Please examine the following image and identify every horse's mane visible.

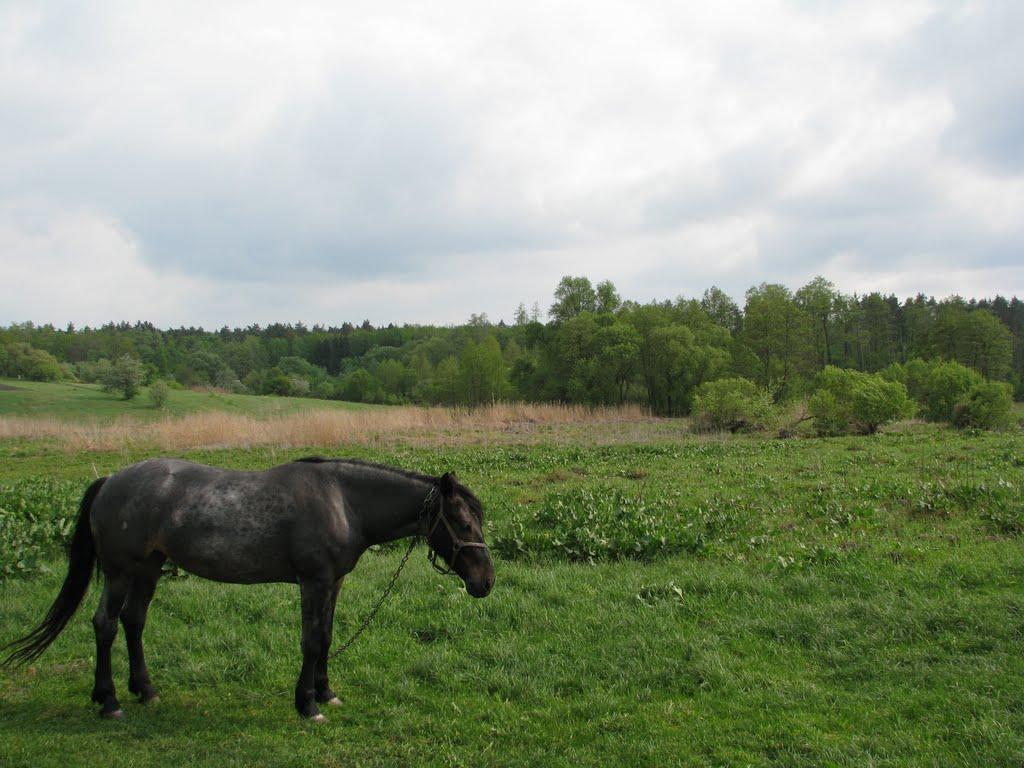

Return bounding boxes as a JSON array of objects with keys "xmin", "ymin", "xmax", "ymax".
[
  {"xmin": 295, "ymin": 456, "xmax": 434, "ymax": 482},
  {"xmin": 295, "ymin": 456, "xmax": 483, "ymax": 521}
]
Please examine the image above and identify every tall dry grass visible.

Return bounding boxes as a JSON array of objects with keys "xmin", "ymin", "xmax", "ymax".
[{"xmin": 0, "ymin": 403, "xmax": 654, "ymax": 451}]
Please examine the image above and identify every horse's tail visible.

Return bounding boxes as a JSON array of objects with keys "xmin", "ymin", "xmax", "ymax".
[{"xmin": 1, "ymin": 476, "xmax": 106, "ymax": 666}]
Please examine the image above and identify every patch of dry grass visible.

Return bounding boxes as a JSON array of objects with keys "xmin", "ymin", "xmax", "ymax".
[{"xmin": 0, "ymin": 403, "xmax": 661, "ymax": 451}]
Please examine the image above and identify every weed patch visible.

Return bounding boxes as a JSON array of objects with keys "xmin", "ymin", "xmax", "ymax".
[
  {"xmin": 0, "ymin": 477, "xmax": 82, "ymax": 577},
  {"xmin": 493, "ymin": 486, "xmax": 706, "ymax": 562}
]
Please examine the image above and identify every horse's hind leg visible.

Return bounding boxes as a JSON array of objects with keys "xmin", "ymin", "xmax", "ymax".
[
  {"xmin": 315, "ymin": 577, "xmax": 343, "ymax": 706},
  {"xmin": 122, "ymin": 554, "xmax": 165, "ymax": 704},
  {"xmin": 91, "ymin": 572, "xmax": 130, "ymax": 718}
]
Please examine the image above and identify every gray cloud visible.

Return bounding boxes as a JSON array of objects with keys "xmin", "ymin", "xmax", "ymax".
[
  {"xmin": 888, "ymin": 2, "xmax": 1024, "ymax": 174},
  {"xmin": 1, "ymin": 0, "xmax": 1023, "ymax": 327}
]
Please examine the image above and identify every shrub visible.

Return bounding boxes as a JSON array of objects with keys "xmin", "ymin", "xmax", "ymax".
[
  {"xmin": 917, "ymin": 360, "xmax": 982, "ymax": 422},
  {"xmin": 953, "ymin": 382, "xmax": 1016, "ymax": 430},
  {"xmin": 148, "ymin": 380, "xmax": 170, "ymax": 409},
  {"xmin": 342, "ymin": 369, "xmax": 372, "ymax": 402},
  {"xmin": 852, "ymin": 374, "xmax": 917, "ymax": 433},
  {"xmin": 902, "ymin": 358, "xmax": 930, "ymax": 403},
  {"xmin": 0, "ymin": 342, "xmax": 63, "ymax": 381},
  {"xmin": 877, "ymin": 362, "xmax": 905, "ymax": 384},
  {"xmin": 214, "ymin": 367, "xmax": 245, "ymax": 393},
  {"xmin": 288, "ymin": 376, "xmax": 311, "ymax": 396},
  {"xmin": 101, "ymin": 354, "xmax": 145, "ymax": 400},
  {"xmin": 691, "ymin": 377, "xmax": 774, "ymax": 432},
  {"xmin": 808, "ymin": 366, "xmax": 915, "ymax": 436},
  {"xmin": 261, "ymin": 367, "xmax": 293, "ymax": 396},
  {"xmin": 75, "ymin": 358, "xmax": 113, "ymax": 384}
]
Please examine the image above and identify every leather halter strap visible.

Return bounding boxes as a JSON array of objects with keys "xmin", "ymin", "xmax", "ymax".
[{"xmin": 424, "ymin": 485, "xmax": 488, "ymax": 575}]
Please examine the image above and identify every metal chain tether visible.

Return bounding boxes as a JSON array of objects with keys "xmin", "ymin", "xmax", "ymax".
[
  {"xmin": 327, "ymin": 533, "xmax": 419, "ymax": 659},
  {"xmin": 327, "ymin": 486, "xmax": 437, "ymax": 659}
]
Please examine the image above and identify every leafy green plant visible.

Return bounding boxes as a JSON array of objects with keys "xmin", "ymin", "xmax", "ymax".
[
  {"xmin": 0, "ymin": 478, "xmax": 82, "ymax": 577},
  {"xmin": 101, "ymin": 354, "xmax": 145, "ymax": 400},
  {"xmin": 808, "ymin": 367, "xmax": 915, "ymax": 435},
  {"xmin": 493, "ymin": 486, "xmax": 705, "ymax": 562},
  {"xmin": 952, "ymin": 381, "xmax": 1016, "ymax": 430},
  {"xmin": 691, "ymin": 377, "xmax": 774, "ymax": 433},
  {"xmin": 916, "ymin": 360, "xmax": 983, "ymax": 422},
  {"xmin": 148, "ymin": 379, "xmax": 171, "ymax": 409}
]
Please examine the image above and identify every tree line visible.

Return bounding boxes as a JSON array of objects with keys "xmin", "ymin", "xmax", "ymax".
[{"xmin": 1, "ymin": 276, "xmax": 1021, "ymax": 414}]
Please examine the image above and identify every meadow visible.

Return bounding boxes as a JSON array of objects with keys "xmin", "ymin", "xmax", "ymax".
[
  {"xmin": 0, "ymin": 393, "xmax": 1022, "ymax": 766},
  {"xmin": 0, "ymin": 379, "xmax": 376, "ymax": 422}
]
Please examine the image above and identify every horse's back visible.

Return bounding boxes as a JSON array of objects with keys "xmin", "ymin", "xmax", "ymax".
[{"xmin": 91, "ymin": 459, "xmax": 318, "ymax": 583}]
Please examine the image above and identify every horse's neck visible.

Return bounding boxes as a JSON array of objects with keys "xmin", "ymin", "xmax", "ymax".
[{"xmin": 336, "ymin": 468, "xmax": 433, "ymax": 547}]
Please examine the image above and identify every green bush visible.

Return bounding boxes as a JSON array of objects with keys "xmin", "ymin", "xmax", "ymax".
[
  {"xmin": 691, "ymin": 377, "xmax": 774, "ymax": 432},
  {"xmin": 877, "ymin": 362, "xmax": 905, "ymax": 384},
  {"xmin": 148, "ymin": 379, "xmax": 170, "ymax": 409},
  {"xmin": 75, "ymin": 358, "xmax": 113, "ymax": 383},
  {"xmin": 953, "ymin": 382, "xmax": 1016, "ymax": 430},
  {"xmin": 101, "ymin": 354, "xmax": 145, "ymax": 400},
  {"xmin": 0, "ymin": 342, "xmax": 63, "ymax": 381},
  {"xmin": 902, "ymin": 358, "xmax": 930, "ymax": 403},
  {"xmin": 918, "ymin": 360, "xmax": 983, "ymax": 422},
  {"xmin": 808, "ymin": 366, "xmax": 915, "ymax": 436},
  {"xmin": 261, "ymin": 367, "xmax": 293, "ymax": 396}
]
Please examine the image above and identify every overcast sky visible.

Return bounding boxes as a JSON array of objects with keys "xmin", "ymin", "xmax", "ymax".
[{"xmin": 1, "ymin": 1, "xmax": 1022, "ymax": 328}]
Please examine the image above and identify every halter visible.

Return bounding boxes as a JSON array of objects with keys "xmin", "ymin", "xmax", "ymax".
[
  {"xmin": 422, "ymin": 484, "xmax": 489, "ymax": 576},
  {"xmin": 325, "ymin": 480, "xmax": 489, "ymax": 663}
]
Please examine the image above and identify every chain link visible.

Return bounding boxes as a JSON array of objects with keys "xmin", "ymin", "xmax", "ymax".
[
  {"xmin": 327, "ymin": 533, "xmax": 419, "ymax": 659},
  {"xmin": 327, "ymin": 486, "xmax": 437, "ymax": 659}
]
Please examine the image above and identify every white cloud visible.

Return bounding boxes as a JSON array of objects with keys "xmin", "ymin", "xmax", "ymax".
[
  {"xmin": 1, "ymin": 0, "xmax": 1022, "ymax": 326},
  {"xmin": 0, "ymin": 205, "xmax": 209, "ymax": 326}
]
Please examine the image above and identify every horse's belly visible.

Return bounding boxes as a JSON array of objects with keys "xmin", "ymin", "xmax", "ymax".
[
  {"xmin": 156, "ymin": 490, "xmax": 299, "ymax": 583},
  {"xmin": 168, "ymin": 551, "xmax": 295, "ymax": 584}
]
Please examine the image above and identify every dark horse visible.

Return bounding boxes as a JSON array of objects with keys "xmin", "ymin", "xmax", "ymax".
[{"xmin": 2, "ymin": 457, "xmax": 494, "ymax": 721}]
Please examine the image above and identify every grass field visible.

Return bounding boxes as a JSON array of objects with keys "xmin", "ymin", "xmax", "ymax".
[
  {"xmin": 1, "ymin": 408, "xmax": 1023, "ymax": 765},
  {"xmin": 0, "ymin": 379, "xmax": 374, "ymax": 422}
]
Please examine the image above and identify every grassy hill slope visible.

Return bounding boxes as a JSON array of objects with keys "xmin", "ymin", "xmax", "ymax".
[{"xmin": 0, "ymin": 379, "xmax": 372, "ymax": 422}]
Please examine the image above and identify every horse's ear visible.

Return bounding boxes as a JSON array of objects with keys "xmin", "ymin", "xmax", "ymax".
[{"xmin": 440, "ymin": 472, "xmax": 457, "ymax": 497}]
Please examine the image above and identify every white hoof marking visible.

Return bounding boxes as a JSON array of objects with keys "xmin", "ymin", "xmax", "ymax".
[
  {"xmin": 327, "ymin": 697, "xmax": 342, "ymax": 707},
  {"xmin": 311, "ymin": 713, "xmax": 326, "ymax": 723}
]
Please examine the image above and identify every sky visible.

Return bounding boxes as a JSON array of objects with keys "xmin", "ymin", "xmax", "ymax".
[{"xmin": 1, "ymin": 0, "xmax": 1022, "ymax": 328}]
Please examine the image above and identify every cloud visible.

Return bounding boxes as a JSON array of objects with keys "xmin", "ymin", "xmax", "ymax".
[
  {"xmin": 0, "ymin": 203, "xmax": 208, "ymax": 326},
  {"xmin": 0, "ymin": 0, "xmax": 1022, "ymax": 326}
]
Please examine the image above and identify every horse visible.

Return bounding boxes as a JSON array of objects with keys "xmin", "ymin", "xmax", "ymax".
[{"xmin": 2, "ymin": 456, "xmax": 494, "ymax": 721}]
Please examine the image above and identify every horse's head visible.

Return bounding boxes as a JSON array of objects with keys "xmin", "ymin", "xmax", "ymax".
[{"xmin": 427, "ymin": 472, "xmax": 494, "ymax": 598}]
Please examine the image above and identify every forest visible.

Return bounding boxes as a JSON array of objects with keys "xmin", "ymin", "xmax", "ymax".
[{"xmin": 1, "ymin": 276, "xmax": 1021, "ymax": 415}]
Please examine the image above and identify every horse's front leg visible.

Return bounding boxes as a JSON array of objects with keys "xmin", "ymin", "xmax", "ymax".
[
  {"xmin": 315, "ymin": 577, "xmax": 344, "ymax": 707},
  {"xmin": 295, "ymin": 577, "xmax": 333, "ymax": 721}
]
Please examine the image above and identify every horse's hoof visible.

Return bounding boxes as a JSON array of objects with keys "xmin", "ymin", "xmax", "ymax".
[
  {"xmin": 142, "ymin": 695, "xmax": 160, "ymax": 705},
  {"xmin": 310, "ymin": 713, "xmax": 326, "ymax": 723},
  {"xmin": 102, "ymin": 709, "xmax": 124, "ymax": 720},
  {"xmin": 326, "ymin": 697, "xmax": 342, "ymax": 707}
]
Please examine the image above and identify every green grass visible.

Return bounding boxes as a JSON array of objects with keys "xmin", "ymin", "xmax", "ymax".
[
  {"xmin": 1, "ymin": 427, "xmax": 1023, "ymax": 766},
  {"xmin": 0, "ymin": 379, "xmax": 372, "ymax": 422}
]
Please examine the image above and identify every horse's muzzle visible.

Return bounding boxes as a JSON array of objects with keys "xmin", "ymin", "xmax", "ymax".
[{"xmin": 466, "ymin": 572, "xmax": 494, "ymax": 598}]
